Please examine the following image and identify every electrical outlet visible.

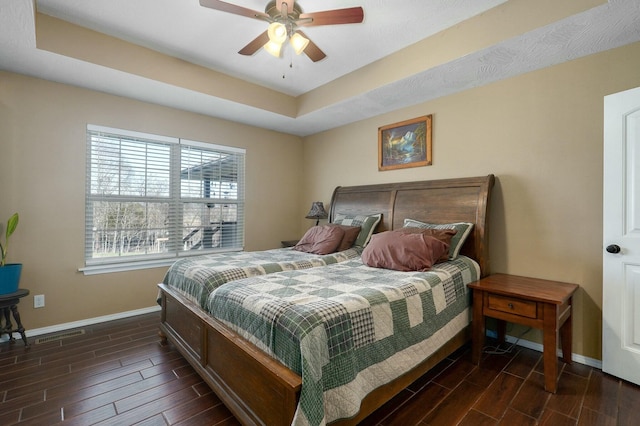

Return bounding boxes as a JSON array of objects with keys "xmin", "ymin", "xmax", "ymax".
[{"xmin": 34, "ymin": 294, "xmax": 45, "ymax": 308}]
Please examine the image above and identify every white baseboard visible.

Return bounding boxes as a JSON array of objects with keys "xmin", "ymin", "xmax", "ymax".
[
  {"xmin": 486, "ymin": 330, "xmax": 602, "ymax": 369},
  {"xmin": 0, "ymin": 305, "xmax": 161, "ymax": 343}
]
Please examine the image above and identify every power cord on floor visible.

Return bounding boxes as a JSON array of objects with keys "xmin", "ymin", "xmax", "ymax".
[{"xmin": 482, "ymin": 326, "xmax": 532, "ymax": 355}]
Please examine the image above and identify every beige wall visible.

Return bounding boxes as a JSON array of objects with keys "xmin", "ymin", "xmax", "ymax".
[
  {"xmin": 301, "ymin": 42, "xmax": 640, "ymax": 361},
  {"xmin": 3, "ymin": 39, "xmax": 640, "ymax": 361},
  {"xmin": 0, "ymin": 71, "xmax": 303, "ymax": 328}
]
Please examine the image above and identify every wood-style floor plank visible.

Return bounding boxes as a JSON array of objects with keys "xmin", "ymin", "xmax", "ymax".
[
  {"xmin": 1, "ymin": 312, "xmax": 639, "ymax": 425},
  {"xmin": 383, "ymin": 382, "xmax": 449, "ymax": 426},
  {"xmin": 473, "ymin": 372, "xmax": 524, "ymax": 419},
  {"xmin": 545, "ymin": 370, "xmax": 589, "ymax": 419},
  {"xmin": 457, "ymin": 409, "xmax": 497, "ymax": 426},
  {"xmin": 419, "ymin": 380, "xmax": 485, "ymax": 425},
  {"xmin": 509, "ymin": 372, "xmax": 551, "ymax": 418},
  {"xmin": 582, "ymin": 369, "xmax": 620, "ymax": 418}
]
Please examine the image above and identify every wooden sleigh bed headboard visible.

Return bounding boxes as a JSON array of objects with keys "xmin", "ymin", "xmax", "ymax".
[
  {"xmin": 158, "ymin": 174, "xmax": 495, "ymax": 426},
  {"xmin": 329, "ymin": 174, "xmax": 495, "ymax": 275}
]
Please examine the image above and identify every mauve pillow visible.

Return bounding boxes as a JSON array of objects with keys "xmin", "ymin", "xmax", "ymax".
[
  {"xmin": 326, "ymin": 223, "xmax": 361, "ymax": 251},
  {"xmin": 394, "ymin": 227, "xmax": 457, "ymax": 262},
  {"xmin": 293, "ymin": 225, "xmax": 345, "ymax": 255},
  {"xmin": 361, "ymin": 230, "xmax": 450, "ymax": 271},
  {"xmin": 403, "ymin": 218, "xmax": 473, "ymax": 260}
]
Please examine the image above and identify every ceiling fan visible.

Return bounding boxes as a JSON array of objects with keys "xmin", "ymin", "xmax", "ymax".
[{"xmin": 199, "ymin": 0, "xmax": 364, "ymax": 62}]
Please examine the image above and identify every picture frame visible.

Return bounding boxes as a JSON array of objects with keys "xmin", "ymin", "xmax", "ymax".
[{"xmin": 378, "ymin": 115, "xmax": 432, "ymax": 171}]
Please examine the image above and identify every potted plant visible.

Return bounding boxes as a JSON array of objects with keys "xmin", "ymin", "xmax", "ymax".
[{"xmin": 0, "ymin": 213, "xmax": 21, "ymax": 295}]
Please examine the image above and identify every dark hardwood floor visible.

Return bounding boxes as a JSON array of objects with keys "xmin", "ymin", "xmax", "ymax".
[{"xmin": 1, "ymin": 312, "xmax": 638, "ymax": 425}]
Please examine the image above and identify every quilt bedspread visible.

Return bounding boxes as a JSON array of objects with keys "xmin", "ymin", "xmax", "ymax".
[
  {"xmin": 206, "ymin": 256, "xmax": 480, "ymax": 426},
  {"xmin": 162, "ymin": 247, "xmax": 361, "ymax": 308}
]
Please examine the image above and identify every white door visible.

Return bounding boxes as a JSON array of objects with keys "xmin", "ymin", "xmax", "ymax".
[{"xmin": 603, "ymin": 86, "xmax": 640, "ymax": 385}]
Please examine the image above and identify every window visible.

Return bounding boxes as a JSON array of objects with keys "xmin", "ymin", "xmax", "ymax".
[{"xmin": 83, "ymin": 125, "xmax": 245, "ymax": 274}]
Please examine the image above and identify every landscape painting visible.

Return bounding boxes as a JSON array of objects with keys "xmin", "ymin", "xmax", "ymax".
[{"xmin": 378, "ymin": 115, "xmax": 432, "ymax": 171}]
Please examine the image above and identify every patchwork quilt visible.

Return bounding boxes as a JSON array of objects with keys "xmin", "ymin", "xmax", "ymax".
[
  {"xmin": 206, "ymin": 255, "xmax": 480, "ymax": 426},
  {"xmin": 162, "ymin": 247, "xmax": 362, "ymax": 308}
]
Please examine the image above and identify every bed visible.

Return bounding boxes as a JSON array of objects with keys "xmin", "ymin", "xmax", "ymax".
[{"xmin": 158, "ymin": 174, "xmax": 495, "ymax": 425}]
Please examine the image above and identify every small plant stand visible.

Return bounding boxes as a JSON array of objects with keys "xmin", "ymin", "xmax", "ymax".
[{"xmin": 0, "ymin": 288, "xmax": 30, "ymax": 347}]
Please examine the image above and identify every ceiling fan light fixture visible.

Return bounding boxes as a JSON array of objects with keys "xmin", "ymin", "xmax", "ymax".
[
  {"xmin": 290, "ymin": 32, "xmax": 309, "ymax": 55},
  {"xmin": 263, "ymin": 39, "xmax": 283, "ymax": 57},
  {"xmin": 267, "ymin": 22, "xmax": 287, "ymax": 44},
  {"xmin": 200, "ymin": 0, "xmax": 364, "ymax": 62}
]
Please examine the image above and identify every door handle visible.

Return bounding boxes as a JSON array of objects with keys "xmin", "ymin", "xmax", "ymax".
[{"xmin": 606, "ymin": 244, "xmax": 621, "ymax": 254}]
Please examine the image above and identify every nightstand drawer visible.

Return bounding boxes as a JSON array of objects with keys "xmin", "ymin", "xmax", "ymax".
[{"xmin": 487, "ymin": 294, "xmax": 537, "ymax": 319}]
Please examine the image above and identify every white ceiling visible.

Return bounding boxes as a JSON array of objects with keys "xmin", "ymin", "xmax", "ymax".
[
  {"xmin": 35, "ymin": 0, "xmax": 508, "ymax": 96},
  {"xmin": 1, "ymin": 0, "xmax": 640, "ymax": 136}
]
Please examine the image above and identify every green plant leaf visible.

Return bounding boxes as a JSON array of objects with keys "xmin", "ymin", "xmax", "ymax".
[
  {"xmin": 6, "ymin": 213, "xmax": 19, "ymax": 240},
  {"xmin": 1, "ymin": 213, "xmax": 18, "ymax": 267}
]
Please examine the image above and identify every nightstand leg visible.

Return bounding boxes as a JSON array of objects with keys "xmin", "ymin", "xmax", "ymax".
[
  {"xmin": 496, "ymin": 319, "xmax": 507, "ymax": 344},
  {"xmin": 560, "ymin": 298, "xmax": 573, "ymax": 364},
  {"xmin": 471, "ymin": 290, "xmax": 485, "ymax": 364},
  {"xmin": 543, "ymin": 303, "xmax": 559, "ymax": 393}
]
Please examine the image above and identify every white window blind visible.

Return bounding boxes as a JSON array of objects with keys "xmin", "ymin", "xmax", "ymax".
[{"xmin": 85, "ymin": 125, "xmax": 245, "ymax": 271}]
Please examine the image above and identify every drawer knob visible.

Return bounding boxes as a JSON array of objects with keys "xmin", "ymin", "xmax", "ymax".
[{"xmin": 508, "ymin": 303, "xmax": 514, "ymax": 309}]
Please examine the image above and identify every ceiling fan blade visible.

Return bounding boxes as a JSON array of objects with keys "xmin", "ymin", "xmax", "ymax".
[
  {"xmin": 276, "ymin": 0, "xmax": 294, "ymax": 15},
  {"xmin": 199, "ymin": 0, "xmax": 268, "ymax": 20},
  {"xmin": 297, "ymin": 31, "xmax": 326, "ymax": 62},
  {"xmin": 238, "ymin": 30, "xmax": 269, "ymax": 56},
  {"xmin": 298, "ymin": 7, "xmax": 364, "ymax": 27}
]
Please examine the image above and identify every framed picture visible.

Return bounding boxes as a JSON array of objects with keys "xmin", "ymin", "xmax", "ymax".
[{"xmin": 378, "ymin": 115, "xmax": 432, "ymax": 171}]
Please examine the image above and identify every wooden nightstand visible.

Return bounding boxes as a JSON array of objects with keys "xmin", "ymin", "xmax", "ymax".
[
  {"xmin": 281, "ymin": 240, "xmax": 299, "ymax": 248},
  {"xmin": 468, "ymin": 274, "xmax": 578, "ymax": 393}
]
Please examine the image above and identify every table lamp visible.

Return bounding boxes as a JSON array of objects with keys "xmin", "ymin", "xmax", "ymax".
[{"xmin": 305, "ymin": 202, "xmax": 328, "ymax": 226}]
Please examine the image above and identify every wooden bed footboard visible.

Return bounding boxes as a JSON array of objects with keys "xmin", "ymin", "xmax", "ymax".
[
  {"xmin": 159, "ymin": 283, "xmax": 470, "ymax": 425},
  {"xmin": 159, "ymin": 283, "xmax": 302, "ymax": 425}
]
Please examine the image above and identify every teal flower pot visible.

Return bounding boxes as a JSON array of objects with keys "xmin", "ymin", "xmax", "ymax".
[{"xmin": 0, "ymin": 263, "xmax": 22, "ymax": 295}]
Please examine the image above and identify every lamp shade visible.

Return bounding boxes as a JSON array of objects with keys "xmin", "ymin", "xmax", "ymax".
[
  {"xmin": 267, "ymin": 22, "xmax": 287, "ymax": 44},
  {"xmin": 290, "ymin": 32, "xmax": 309, "ymax": 55},
  {"xmin": 263, "ymin": 40, "xmax": 283, "ymax": 57},
  {"xmin": 305, "ymin": 201, "xmax": 328, "ymax": 222}
]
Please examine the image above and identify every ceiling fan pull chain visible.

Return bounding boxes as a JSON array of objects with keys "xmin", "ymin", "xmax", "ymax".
[
  {"xmin": 282, "ymin": 51, "xmax": 295, "ymax": 79},
  {"xmin": 283, "ymin": 59, "xmax": 293, "ymax": 79}
]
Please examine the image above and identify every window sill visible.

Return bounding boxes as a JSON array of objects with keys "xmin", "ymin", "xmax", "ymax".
[
  {"xmin": 79, "ymin": 258, "xmax": 177, "ymax": 275},
  {"xmin": 79, "ymin": 248, "xmax": 243, "ymax": 275}
]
